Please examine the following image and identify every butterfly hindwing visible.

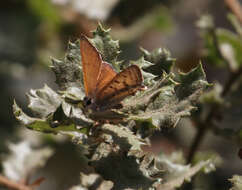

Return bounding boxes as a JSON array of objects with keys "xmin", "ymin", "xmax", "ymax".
[
  {"xmin": 80, "ymin": 35, "xmax": 102, "ymax": 98},
  {"xmin": 95, "ymin": 65, "xmax": 143, "ymax": 106}
]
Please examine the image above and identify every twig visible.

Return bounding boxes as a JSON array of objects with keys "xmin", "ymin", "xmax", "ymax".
[
  {"xmin": 187, "ymin": 64, "xmax": 242, "ymax": 163},
  {"xmin": 0, "ymin": 175, "xmax": 33, "ymax": 190},
  {"xmin": 225, "ymin": 0, "xmax": 242, "ymax": 23},
  {"xmin": 187, "ymin": 65, "xmax": 242, "ymax": 163},
  {"xmin": 222, "ymin": 66, "xmax": 242, "ymax": 96},
  {"xmin": 187, "ymin": 21, "xmax": 242, "ymax": 163}
]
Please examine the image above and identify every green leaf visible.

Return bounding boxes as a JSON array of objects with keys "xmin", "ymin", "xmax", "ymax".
[
  {"xmin": 217, "ymin": 28, "xmax": 242, "ymax": 69},
  {"xmin": 200, "ymin": 82, "xmax": 223, "ymax": 105},
  {"xmin": 122, "ymin": 63, "xmax": 208, "ymax": 132},
  {"xmin": 198, "ymin": 14, "xmax": 242, "ymax": 70},
  {"xmin": 87, "ymin": 124, "xmax": 159, "ymax": 190},
  {"xmin": 130, "ymin": 57, "xmax": 156, "ymax": 86},
  {"xmin": 26, "ymin": 0, "xmax": 61, "ymax": 31},
  {"xmin": 141, "ymin": 47, "xmax": 175, "ymax": 74},
  {"xmin": 51, "ymin": 40, "xmax": 83, "ymax": 90},
  {"xmin": 175, "ymin": 63, "xmax": 208, "ymax": 100},
  {"xmin": 13, "ymin": 100, "xmax": 90, "ymax": 135},
  {"xmin": 227, "ymin": 13, "xmax": 242, "ymax": 36},
  {"xmin": 91, "ymin": 23, "xmax": 121, "ymax": 71}
]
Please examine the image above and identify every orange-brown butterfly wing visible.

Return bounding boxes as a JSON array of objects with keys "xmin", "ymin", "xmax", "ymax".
[
  {"xmin": 96, "ymin": 62, "xmax": 117, "ymax": 94},
  {"xmin": 80, "ymin": 35, "xmax": 102, "ymax": 98},
  {"xmin": 95, "ymin": 65, "xmax": 143, "ymax": 107}
]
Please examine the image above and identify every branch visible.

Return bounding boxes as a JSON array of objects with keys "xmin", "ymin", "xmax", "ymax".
[
  {"xmin": 187, "ymin": 64, "xmax": 242, "ymax": 163},
  {"xmin": 0, "ymin": 175, "xmax": 33, "ymax": 190}
]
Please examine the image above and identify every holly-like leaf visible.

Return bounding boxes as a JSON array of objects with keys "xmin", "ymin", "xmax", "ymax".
[
  {"xmin": 121, "ymin": 63, "xmax": 208, "ymax": 132},
  {"xmin": 141, "ymin": 47, "xmax": 175, "ymax": 75},
  {"xmin": 13, "ymin": 24, "xmax": 211, "ymax": 190},
  {"xmin": 51, "ymin": 40, "xmax": 83, "ymax": 90},
  {"xmin": 91, "ymin": 23, "xmax": 121, "ymax": 71},
  {"xmin": 27, "ymin": 84, "xmax": 61, "ymax": 118},
  {"xmin": 175, "ymin": 63, "xmax": 208, "ymax": 100},
  {"xmin": 13, "ymin": 96, "xmax": 90, "ymax": 135}
]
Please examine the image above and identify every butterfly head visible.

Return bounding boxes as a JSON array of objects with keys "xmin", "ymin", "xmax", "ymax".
[{"xmin": 83, "ymin": 96, "xmax": 97, "ymax": 110}]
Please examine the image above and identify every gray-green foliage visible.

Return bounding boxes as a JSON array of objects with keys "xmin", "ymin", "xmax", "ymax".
[
  {"xmin": 196, "ymin": 13, "xmax": 242, "ymax": 146},
  {"xmin": 13, "ymin": 24, "xmax": 211, "ymax": 189}
]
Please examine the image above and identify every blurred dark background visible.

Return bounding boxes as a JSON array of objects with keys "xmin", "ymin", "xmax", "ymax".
[{"xmin": 0, "ymin": 0, "xmax": 241, "ymax": 189}]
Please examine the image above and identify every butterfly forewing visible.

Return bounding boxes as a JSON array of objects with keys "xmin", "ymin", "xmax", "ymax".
[
  {"xmin": 95, "ymin": 65, "xmax": 143, "ymax": 106},
  {"xmin": 80, "ymin": 35, "xmax": 102, "ymax": 98},
  {"xmin": 95, "ymin": 62, "xmax": 117, "ymax": 94}
]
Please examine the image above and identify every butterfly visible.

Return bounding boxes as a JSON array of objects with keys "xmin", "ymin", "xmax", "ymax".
[{"xmin": 80, "ymin": 35, "xmax": 144, "ymax": 111}]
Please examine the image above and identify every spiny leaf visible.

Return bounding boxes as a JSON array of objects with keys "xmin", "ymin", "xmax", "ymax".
[
  {"xmin": 13, "ymin": 100, "xmax": 89, "ymax": 135},
  {"xmin": 141, "ymin": 47, "xmax": 175, "ymax": 74},
  {"xmin": 120, "ymin": 63, "xmax": 208, "ymax": 132},
  {"xmin": 27, "ymin": 84, "xmax": 61, "ymax": 118},
  {"xmin": 130, "ymin": 57, "xmax": 156, "ymax": 86},
  {"xmin": 91, "ymin": 23, "xmax": 121, "ymax": 71},
  {"xmin": 51, "ymin": 40, "xmax": 83, "ymax": 90},
  {"xmin": 86, "ymin": 124, "xmax": 163, "ymax": 189},
  {"xmin": 175, "ymin": 63, "xmax": 208, "ymax": 100}
]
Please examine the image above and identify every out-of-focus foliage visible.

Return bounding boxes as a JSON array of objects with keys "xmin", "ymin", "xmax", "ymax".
[
  {"xmin": 229, "ymin": 175, "xmax": 242, "ymax": 190},
  {"xmin": 185, "ymin": 11, "xmax": 242, "ymax": 189},
  {"xmin": 2, "ymin": 141, "xmax": 53, "ymax": 181},
  {"xmin": 197, "ymin": 14, "xmax": 242, "ymax": 71},
  {"xmin": 195, "ymin": 13, "xmax": 242, "ymax": 144}
]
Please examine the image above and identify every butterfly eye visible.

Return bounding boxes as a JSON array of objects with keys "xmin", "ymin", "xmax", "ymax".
[{"xmin": 83, "ymin": 97, "xmax": 92, "ymax": 107}]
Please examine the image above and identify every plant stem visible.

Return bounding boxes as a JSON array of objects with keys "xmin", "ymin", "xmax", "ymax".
[
  {"xmin": 187, "ymin": 66, "xmax": 242, "ymax": 163},
  {"xmin": 187, "ymin": 22, "xmax": 242, "ymax": 163},
  {"xmin": 0, "ymin": 175, "xmax": 33, "ymax": 190}
]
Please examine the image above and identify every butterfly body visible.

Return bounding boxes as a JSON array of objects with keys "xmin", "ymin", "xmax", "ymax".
[{"xmin": 80, "ymin": 35, "xmax": 143, "ymax": 112}]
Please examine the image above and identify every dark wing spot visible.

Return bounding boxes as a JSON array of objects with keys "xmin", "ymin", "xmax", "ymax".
[{"xmin": 123, "ymin": 81, "xmax": 128, "ymax": 86}]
